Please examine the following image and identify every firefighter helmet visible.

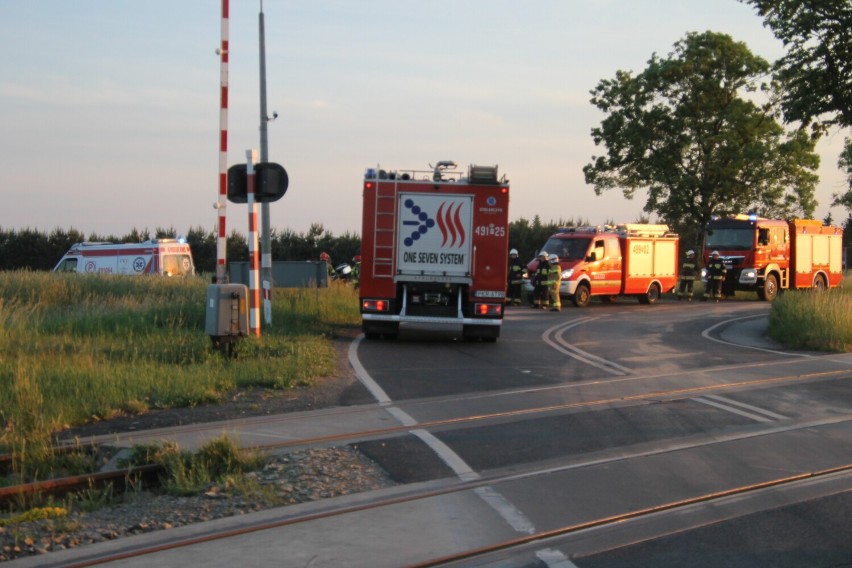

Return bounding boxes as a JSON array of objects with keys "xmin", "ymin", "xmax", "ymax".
[
  {"xmin": 711, "ymin": 250, "xmax": 720, "ymax": 257},
  {"xmin": 319, "ymin": 252, "xmax": 330, "ymax": 261},
  {"xmin": 686, "ymin": 250, "xmax": 695, "ymax": 257},
  {"xmin": 353, "ymin": 255, "xmax": 361, "ymax": 263},
  {"xmin": 510, "ymin": 248, "xmax": 518, "ymax": 256},
  {"xmin": 539, "ymin": 251, "xmax": 548, "ymax": 258},
  {"xmin": 549, "ymin": 254, "xmax": 559, "ymax": 262}
]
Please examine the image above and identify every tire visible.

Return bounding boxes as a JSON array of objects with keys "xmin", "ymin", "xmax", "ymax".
[
  {"xmin": 572, "ymin": 283, "xmax": 591, "ymax": 308},
  {"xmin": 638, "ymin": 282, "xmax": 660, "ymax": 305},
  {"xmin": 758, "ymin": 273, "xmax": 779, "ymax": 302}
]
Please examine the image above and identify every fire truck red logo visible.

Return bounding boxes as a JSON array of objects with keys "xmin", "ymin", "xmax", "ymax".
[
  {"xmin": 401, "ymin": 198, "xmax": 466, "ymax": 248},
  {"xmin": 436, "ymin": 202, "xmax": 466, "ymax": 248}
]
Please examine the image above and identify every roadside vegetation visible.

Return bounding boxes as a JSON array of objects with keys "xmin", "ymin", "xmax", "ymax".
[
  {"xmin": 768, "ymin": 274, "xmax": 852, "ymax": 352},
  {"xmin": 0, "ymin": 271, "xmax": 359, "ymax": 481}
]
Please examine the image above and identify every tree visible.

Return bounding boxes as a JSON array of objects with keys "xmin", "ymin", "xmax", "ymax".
[
  {"xmin": 584, "ymin": 31, "xmax": 820, "ymax": 251},
  {"xmin": 742, "ymin": 0, "xmax": 852, "ymax": 213}
]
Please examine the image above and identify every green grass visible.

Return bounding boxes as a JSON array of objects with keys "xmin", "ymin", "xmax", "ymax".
[
  {"xmin": 768, "ymin": 274, "xmax": 852, "ymax": 352},
  {"xmin": 0, "ymin": 271, "xmax": 359, "ymax": 458}
]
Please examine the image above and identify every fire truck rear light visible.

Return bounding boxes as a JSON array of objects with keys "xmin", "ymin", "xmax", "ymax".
[
  {"xmin": 475, "ymin": 303, "xmax": 502, "ymax": 316},
  {"xmin": 362, "ymin": 299, "xmax": 388, "ymax": 312}
]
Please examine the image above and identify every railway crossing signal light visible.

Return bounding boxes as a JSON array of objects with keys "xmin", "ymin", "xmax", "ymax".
[{"xmin": 227, "ymin": 162, "xmax": 289, "ymax": 204}]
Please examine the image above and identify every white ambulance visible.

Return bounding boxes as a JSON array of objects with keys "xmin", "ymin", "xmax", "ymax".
[{"xmin": 52, "ymin": 239, "xmax": 195, "ymax": 276}]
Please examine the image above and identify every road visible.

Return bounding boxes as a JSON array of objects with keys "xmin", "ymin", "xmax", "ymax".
[{"xmin": 17, "ymin": 299, "xmax": 852, "ymax": 568}]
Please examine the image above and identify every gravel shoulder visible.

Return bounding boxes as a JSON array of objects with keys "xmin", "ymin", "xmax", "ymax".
[{"xmin": 2, "ymin": 330, "xmax": 395, "ymax": 563}]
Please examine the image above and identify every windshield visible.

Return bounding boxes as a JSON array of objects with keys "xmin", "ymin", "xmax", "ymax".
[
  {"xmin": 163, "ymin": 254, "xmax": 194, "ymax": 276},
  {"xmin": 704, "ymin": 228, "xmax": 754, "ymax": 251},
  {"xmin": 541, "ymin": 237, "xmax": 591, "ymax": 260}
]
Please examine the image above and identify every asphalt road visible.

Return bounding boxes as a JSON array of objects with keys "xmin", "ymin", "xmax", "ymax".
[
  {"xmin": 352, "ymin": 299, "xmax": 852, "ymax": 567},
  {"xmin": 19, "ymin": 297, "xmax": 852, "ymax": 568}
]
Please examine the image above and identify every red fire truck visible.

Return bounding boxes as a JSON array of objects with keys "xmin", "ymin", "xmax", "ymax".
[
  {"xmin": 703, "ymin": 214, "xmax": 844, "ymax": 301},
  {"xmin": 526, "ymin": 224, "xmax": 680, "ymax": 307},
  {"xmin": 359, "ymin": 161, "xmax": 510, "ymax": 341}
]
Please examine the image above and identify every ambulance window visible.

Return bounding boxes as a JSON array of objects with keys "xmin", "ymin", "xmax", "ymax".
[
  {"xmin": 58, "ymin": 258, "xmax": 77, "ymax": 273},
  {"xmin": 163, "ymin": 254, "xmax": 193, "ymax": 276}
]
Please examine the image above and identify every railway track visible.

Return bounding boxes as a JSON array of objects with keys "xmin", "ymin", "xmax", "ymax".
[
  {"xmin": 3, "ymin": 362, "xmax": 851, "ymax": 511},
  {"xmin": 28, "ymin": 413, "xmax": 852, "ymax": 567}
]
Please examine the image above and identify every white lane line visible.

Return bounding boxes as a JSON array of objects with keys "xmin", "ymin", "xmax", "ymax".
[
  {"xmin": 536, "ymin": 548, "xmax": 579, "ymax": 567},
  {"xmin": 348, "ymin": 335, "xmax": 392, "ymax": 405},
  {"xmin": 473, "ymin": 486, "xmax": 536, "ymax": 534},
  {"xmin": 351, "ymin": 335, "xmax": 539, "ymax": 538},
  {"xmin": 703, "ymin": 394, "xmax": 789, "ymax": 421},
  {"xmin": 701, "ymin": 314, "xmax": 813, "ymax": 357},
  {"xmin": 693, "ymin": 396, "xmax": 776, "ymax": 423},
  {"xmin": 542, "ymin": 318, "xmax": 633, "ymax": 376}
]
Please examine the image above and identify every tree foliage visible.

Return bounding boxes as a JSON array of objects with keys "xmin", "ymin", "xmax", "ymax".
[
  {"xmin": 742, "ymin": 0, "xmax": 852, "ymax": 213},
  {"xmin": 584, "ymin": 31, "xmax": 820, "ymax": 250}
]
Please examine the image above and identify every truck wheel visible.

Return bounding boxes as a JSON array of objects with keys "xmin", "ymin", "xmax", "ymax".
[
  {"xmin": 572, "ymin": 283, "xmax": 591, "ymax": 308},
  {"xmin": 638, "ymin": 283, "xmax": 660, "ymax": 305},
  {"xmin": 758, "ymin": 274, "xmax": 779, "ymax": 302}
]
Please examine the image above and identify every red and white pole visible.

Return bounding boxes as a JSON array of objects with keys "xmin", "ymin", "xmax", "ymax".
[
  {"xmin": 246, "ymin": 149, "xmax": 261, "ymax": 336},
  {"xmin": 215, "ymin": 0, "xmax": 230, "ymax": 284}
]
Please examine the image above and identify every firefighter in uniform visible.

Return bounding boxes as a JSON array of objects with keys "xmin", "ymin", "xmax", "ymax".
[
  {"xmin": 351, "ymin": 255, "xmax": 361, "ymax": 289},
  {"xmin": 703, "ymin": 250, "xmax": 727, "ymax": 302},
  {"xmin": 532, "ymin": 251, "xmax": 550, "ymax": 309},
  {"xmin": 677, "ymin": 250, "xmax": 697, "ymax": 301},
  {"xmin": 507, "ymin": 248, "xmax": 524, "ymax": 306},
  {"xmin": 547, "ymin": 253, "xmax": 562, "ymax": 312},
  {"xmin": 320, "ymin": 252, "xmax": 334, "ymax": 279}
]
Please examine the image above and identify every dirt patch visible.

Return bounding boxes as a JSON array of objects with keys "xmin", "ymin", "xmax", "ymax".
[{"xmin": 58, "ymin": 330, "xmax": 374, "ymax": 441}]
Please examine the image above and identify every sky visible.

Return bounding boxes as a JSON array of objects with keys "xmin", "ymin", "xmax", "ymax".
[{"xmin": 1, "ymin": 1, "xmax": 849, "ymax": 239}]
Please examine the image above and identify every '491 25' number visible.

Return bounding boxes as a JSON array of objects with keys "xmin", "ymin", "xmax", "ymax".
[{"xmin": 474, "ymin": 224, "xmax": 506, "ymax": 237}]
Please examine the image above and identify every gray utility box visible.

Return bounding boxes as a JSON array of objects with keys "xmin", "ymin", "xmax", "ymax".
[{"xmin": 205, "ymin": 283, "xmax": 249, "ymax": 337}]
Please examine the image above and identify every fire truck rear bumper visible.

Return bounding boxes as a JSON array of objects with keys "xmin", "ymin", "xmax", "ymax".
[{"xmin": 362, "ymin": 313, "xmax": 501, "ymax": 333}]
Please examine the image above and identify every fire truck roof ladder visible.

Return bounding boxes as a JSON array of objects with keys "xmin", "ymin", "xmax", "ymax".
[{"xmin": 372, "ymin": 178, "xmax": 397, "ymax": 278}]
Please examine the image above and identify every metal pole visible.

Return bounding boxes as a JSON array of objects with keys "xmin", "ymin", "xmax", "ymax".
[
  {"xmin": 259, "ymin": 1, "xmax": 273, "ymax": 324},
  {"xmin": 215, "ymin": 0, "xmax": 230, "ymax": 284}
]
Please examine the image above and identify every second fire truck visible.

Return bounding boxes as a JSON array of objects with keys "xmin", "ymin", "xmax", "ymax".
[{"xmin": 703, "ymin": 214, "xmax": 844, "ymax": 301}]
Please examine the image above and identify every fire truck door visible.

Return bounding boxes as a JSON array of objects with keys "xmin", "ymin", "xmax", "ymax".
[{"xmin": 590, "ymin": 237, "xmax": 621, "ymax": 295}]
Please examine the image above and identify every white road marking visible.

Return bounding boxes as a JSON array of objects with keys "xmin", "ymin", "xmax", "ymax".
[
  {"xmin": 351, "ymin": 335, "xmax": 543, "ymax": 543},
  {"xmin": 703, "ymin": 394, "xmax": 789, "ymax": 421},
  {"xmin": 537, "ymin": 548, "xmax": 580, "ymax": 567},
  {"xmin": 348, "ymin": 335, "xmax": 392, "ymax": 405},
  {"xmin": 693, "ymin": 396, "xmax": 775, "ymax": 422},
  {"xmin": 701, "ymin": 314, "xmax": 814, "ymax": 357},
  {"xmin": 542, "ymin": 318, "xmax": 633, "ymax": 376}
]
